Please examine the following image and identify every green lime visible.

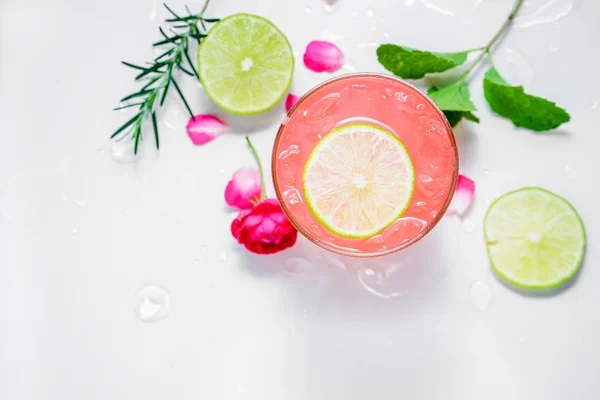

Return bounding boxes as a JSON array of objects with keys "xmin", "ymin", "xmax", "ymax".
[
  {"xmin": 484, "ymin": 187, "xmax": 586, "ymax": 289},
  {"xmin": 197, "ymin": 14, "xmax": 294, "ymax": 115},
  {"xmin": 303, "ymin": 124, "xmax": 415, "ymax": 239}
]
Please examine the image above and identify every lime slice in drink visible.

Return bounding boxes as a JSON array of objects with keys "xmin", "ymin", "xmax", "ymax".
[
  {"xmin": 198, "ymin": 14, "xmax": 294, "ymax": 115},
  {"xmin": 484, "ymin": 187, "xmax": 586, "ymax": 289},
  {"xmin": 303, "ymin": 124, "xmax": 415, "ymax": 238}
]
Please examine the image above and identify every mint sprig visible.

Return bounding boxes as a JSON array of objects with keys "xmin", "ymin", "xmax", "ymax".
[{"xmin": 377, "ymin": 0, "xmax": 570, "ymax": 131}]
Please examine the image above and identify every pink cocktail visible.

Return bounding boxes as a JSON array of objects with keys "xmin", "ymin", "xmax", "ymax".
[{"xmin": 272, "ymin": 73, "xmax": 458, "ymax": 257}]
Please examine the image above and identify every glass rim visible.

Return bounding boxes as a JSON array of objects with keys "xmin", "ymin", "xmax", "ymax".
[{"xmin": 271, "ymin": 72, "xmax": 459, "ymax": 258}]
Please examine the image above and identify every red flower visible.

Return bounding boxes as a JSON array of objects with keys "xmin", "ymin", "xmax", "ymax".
[{"xmin": 231, "ymin": 198, "xmax": 297, "ymax": 255}]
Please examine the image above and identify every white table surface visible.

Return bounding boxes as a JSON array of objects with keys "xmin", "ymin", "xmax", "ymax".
[{"xmin": 1, "ymin": 0, "xmax": 599, "ymax": 399}]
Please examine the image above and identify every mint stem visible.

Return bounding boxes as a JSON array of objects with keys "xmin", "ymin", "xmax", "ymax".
[
  {"xmin": 458, "ymin": 0, "xmax": 523, "ymax": 83},
  {"xmin": 246, "ymin": 136, "xmax": 266, "ymax": 202}
]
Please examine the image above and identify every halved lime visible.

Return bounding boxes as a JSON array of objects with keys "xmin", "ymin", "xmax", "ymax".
[
  {"xmin": 484, "ymin": 187, "xmax": 586, "ymax": 289},
  {"xmin": 198, "ymin": 14, "xmax": 294, "ymax": 115},
  {"xmin": 303, "ymin": 124, "xmax": 415, "ymax": 238}
]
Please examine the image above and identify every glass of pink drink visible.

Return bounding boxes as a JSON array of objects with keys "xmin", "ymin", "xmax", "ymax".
[{"xmin": 272, "ymin": 73, "xmax": 458, "ymax": 257}]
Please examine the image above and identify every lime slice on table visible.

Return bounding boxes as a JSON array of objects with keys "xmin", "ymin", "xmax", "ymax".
[
  {"xmin": 484, "ymin": 187, "xmax": 586, "ymax": 289},
  {"xmin": 198, "ymin": 14, "xmax": 294, "ymax": 115},
  {"xmin": 303, "ymin": 124, "xmax": 415, "ymax": 239}
]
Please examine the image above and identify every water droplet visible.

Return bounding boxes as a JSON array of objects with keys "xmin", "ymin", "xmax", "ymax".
[
  {"xmin": 404, "ymin": 0, "xmax": 455, "ymax": 18},
  {"xmin": 163, "ymin": 108, "xmax": 186, "ymax": 129},
  {"xmin": 383, "ymin": 31, "xmax": 390, "ymax": 39},
  {"xmin": 323, "ymin": 0, "xmax": 339, "ymax": 13},
  {"xmin": 514, "ymin": 0, "xmax": 574, "ymax": 29},
  {"xmin": 200, "ymin": 245, "xmax": 207, "ymax": 251},
  {"xmin": 418, "ymin": 174, "xmax": 433, "ymax": 183},
  {"xmin": 110, "ymin": 140, "xmax": 139, "ymax": 164},
  {"xmin": 283, "ymin": 257, "xmax": 313, "ymax": 275},
  {"xmin": 60, "ymin": 195, "xmax": 68, "ymax": 201},
  {"xmin": 351, "ymin": 11, "xmax": 358, "ymax": 17},
  {"xmin": 193, "ymin": 258, "xmax": 201, "ymax": 265},
  {"xmin": 304, "ymin": 93, "xmax": 341, "ymax": 123},
  {"xmin": 368, "ymin": 23, "xmax": 377, "ymax": 31},
  {"xmin": 321, "ymin": 30, "xmax": 345, "ymax": 42},
  {"xmin": 237, "ymin": 384, "xmax": 245, "ymax": 393},
  {"xmin": 132, "ymin": 285, "xmax": 171, "ymax": 322},
  {"xmin": 470, "ymin": 281, "xmax": 492, "ymax": 311},
  {"xmin": 461, "ymin": 219, "xmax": 476, "ymax": 233},
  {"xmin": 219, "ymin": 252, "xmax": 228, "ymax": 261},
  {"xmin": 324, "ymin": 254, "xmax": 346, "ymax": 271},
  {"xmin": 519, "ymin": 337, "xmax": 527, "ymax": 344},
  {"xmin": 305, "ymin": 5, "xmax": 312, "ymax": 13},
  {"xmin": 118, "ymin": 207, "xmax": 124, "ymax": 212},
  {"xmin": 71, "ymin": 227, "xmax": 79, "ymax": 235},
  {"xmin": 365, "ymin": 5, "xmax": 375, "ymax": 17},
  {"xmin": 97, "ymin": 147, "xmax": 105, "ymax": 154},
  {"xmin": 363, "ymin": 268, "xmax": 375, "ymax": 276},
  {"xmin": 483, "ymin": 169, "xmax": 491, "ymax": 177},
  {"xmin": 564, "ymin": 165, "xmax": 577, "ymax": 181},
  {"xmin": 394, "ymin": 91, "xmax": 411, "ymax": 102},
  {"xmin": 505, "ymin": 48, "xmax": 534, "ymax": 90},
  {"xmin": 283, "ymin": 188, "xmax": 303, "ymax": 205},
  {"xmin": 279, "ymin": 145, "xmax": 301, "ymax": 160},
  {"xmin": 416, "ymin": 104, "xmax": 425, "ymax": 111},
  {"xmin": 591, "ymin": 101, "xmax": 599, "ymax": 110},
  {"xmin": 72, "ymin": 199, "xmax": 87, "ymax": 209},
  {"xmin": 219, "ymin": 169, "xmax": 225, "ymax": 174},
  {"xmin": 281, "ymin": 114, "xmax": 290, "ymax": 125},
  {"xmin": 550, "ymin": 43, "xmax": 560, "ymax": 52},
  {"xmin": 351, "ymin": 84, "xmax": 368, "ymax": 91}
]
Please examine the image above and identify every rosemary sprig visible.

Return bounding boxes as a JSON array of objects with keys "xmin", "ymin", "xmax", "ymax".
[{"xmin": 111, "ymin": 1, "xmax": 218, "ymax": 154}]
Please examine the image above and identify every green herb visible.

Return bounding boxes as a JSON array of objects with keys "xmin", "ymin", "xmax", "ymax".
[
  {"xmin": 427, "ymin": 82, "xmax": 476, "ymax": 112},
  {"xmin": 377, "ymin": 46, "xmax": 472, "ymax": 79},
  {"xmin": 378, "ymin": 0, "xmax": 570, "ymax": 131},
  {"xmin": 111, "ymin": 1, "xmax": 218, "ymax": 153},
  {"xmin": 427, "ymin": 86, "xmax": 480, "ymax": 126},
  {"xmin": 483, "ymin": 67, "xmax": 570, "ymax": 131}
]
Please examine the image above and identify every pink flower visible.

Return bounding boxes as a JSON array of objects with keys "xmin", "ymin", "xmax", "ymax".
[
  {"xmin": 285, "ymin": 93, "xmax": 300, "ymax": 112},
  {"xmin": 303, "ymin": 40, "xmax": 344, "ymax": 73},
  {"xmin": 186, "ymin": 114, "xmax": 228, "ymax": 145},
  {"xmin": 225, "ymin": 168, "xmax": 262, "ymax": 209},
  {"xmin": 448, "ymin": 174, "xmax": 475, "ymax": 216},
  {"xmin": 231, "ymin": 199, "xmax": 298, "ymax": 255}
]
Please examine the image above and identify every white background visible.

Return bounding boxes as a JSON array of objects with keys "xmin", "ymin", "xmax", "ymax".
[{"xmin": 1, "ymin": 0, "xmax": 599, "ymax": 399}]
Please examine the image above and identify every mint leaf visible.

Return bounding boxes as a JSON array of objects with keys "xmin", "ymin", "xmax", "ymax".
[
  {"xmin": 377, "ymin": 44, "xmax": 469, "ymax": 79},
  {"xmin": 428, "ymin": 82, "xmax": 476, "ymax": 112},
  {"xmin": 462, "ymin": 111, "xmax": 480, "ymax": 123},
  {"xmin": 483, "ymin": 67, "xmax": 570, "ymax": 131},
  {"xmin": 428, "ymin": 86, "xmax": 479, "ymax": 127},
  {"xmin": 442, "ymin": 111, "xmax": 464, "ymax": 127}
]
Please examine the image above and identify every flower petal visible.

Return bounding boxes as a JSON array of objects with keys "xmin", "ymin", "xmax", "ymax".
[
  {"xmin": 303, "ymin": 40, "xmax": 344, "ymax": 73},
  {"xmin": 224, "ymin": 168, "xmax": 262, "ymax": 209},
  {"xmin": 186, "ymin": 114, "xmax": 228, "ymax": 145},
  {"xmin": 448, "ymin": 174, "xmax": 475, "ymax": 216},
  {"xmin": 285, "ymin": 94, "xmax": 300, "ymax": 112}
]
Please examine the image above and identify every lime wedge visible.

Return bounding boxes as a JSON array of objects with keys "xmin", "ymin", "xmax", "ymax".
[
  {"xmin": 303, "ymin": 124, "xmax": 415, "ymax": 238},
  {"xmin": 198, "ymin": 14, "xmax": 294, "ymax": 115},
  {"xmin": 484, "ymin": 187, "xmax": 586, "ymax": 289}
]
